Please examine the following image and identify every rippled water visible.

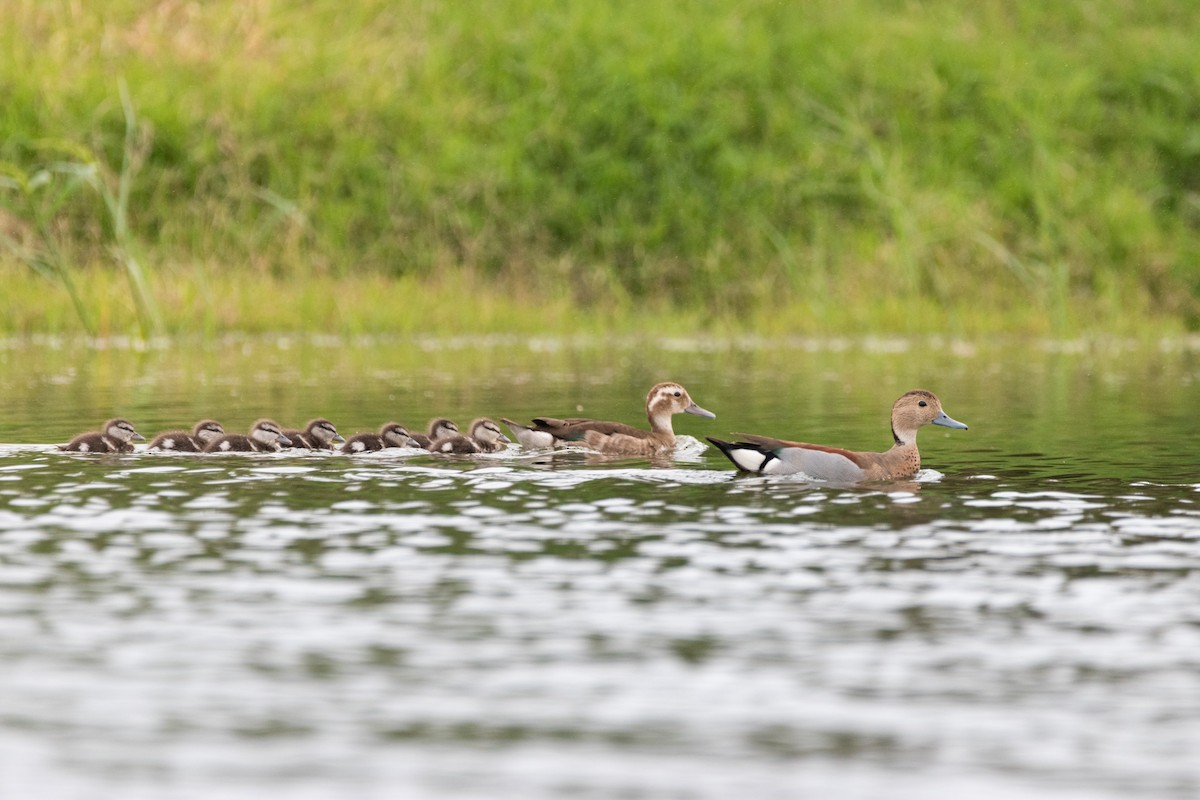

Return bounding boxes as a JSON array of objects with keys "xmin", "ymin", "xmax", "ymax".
[{"xmin": 2, "ymin": 336, "xmax": 1200, "ymax": 799}]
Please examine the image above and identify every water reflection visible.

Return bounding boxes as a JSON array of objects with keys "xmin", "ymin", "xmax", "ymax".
[{"xmin": 2, "ymin": 337, "xmax": 1200, "ymax": 799}]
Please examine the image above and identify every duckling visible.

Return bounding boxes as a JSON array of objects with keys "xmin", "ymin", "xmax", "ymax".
[
  {"xmin": 467, "ymin": 417, "xmax": 511, "ymax": 453},
  {"xmin": 707, "ymin": 389, "xmax": 968, "ymax": 481},
  {"xmin": 408, "ymin": 418, "xmax": 460, "ymax": 450},
  {"xmin": 147, "ymin": 420, "xmax": 225, "ymax": 452},
  {"xmin": 342, "ymin": 422, "xmax": 420, "ymax": 454},
  {"xmin": 59, "ymin": 418, "xmax": 145, "ymax": 453},
  {"xmin": 281, "ymin": 418, "xmax": 345, "ymax": 450},
  {"xmin": 429, "ymin": 432, "xmax": 481, "ymax": 454},
  {"xmin": 508, "ymin": 382, "xmax": 715, "ymax": 457},
  {"xmin": 429, "ymin": 417, "xmax": 510, "ymax": 455},
  {"xmin": 203, "ymin": 419, "xmax": 292, "ymax": 453}
]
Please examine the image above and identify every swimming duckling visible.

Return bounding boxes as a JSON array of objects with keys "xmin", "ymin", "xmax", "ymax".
[
  {"xmin": 429, "ymin": 432, "xmax": 481, "ymax": 454},
  {"xmin": 467, "ymin": 417, "xmax": 511, "ymax": 453},
  {"xmin": 707, "ymin": 389, "xmax": 968, "ymax": 481},
  {"xmin": 429, "ymin": 417, "xmax": 510, "ymax": 455},
  {"xmin": 147, "ymin": 420, "xmax": 225, "ymax": 452},
  {"xmin": 509, "ymin": 382, "xmax": 715, "ymax": 457},
  {"xmin": 408, "ymin": 418, "xmax": 460, "ymax": 450},
  {"xmin": 203, "ymin": 419, "xmax": 292, "ymax": 453},
  {"xmin": 59, "ymin": 418, "xmax": 145, "ymax": 453},
  {"xmin": 342, "ymin": 422, "xmax": 420, "ymax": 454},
  {"xmin": 281, "ymin": 418, "xmax": 345, "ymax": 450}
]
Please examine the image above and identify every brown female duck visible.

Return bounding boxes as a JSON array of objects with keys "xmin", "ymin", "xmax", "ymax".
[
  {"xmin": 707, "ymin": 390, "xmax": 968, "ymax": 481},
  {"xmin": 508, "ymin": 382, "xmax": 716, "ymax": 456},
  {"xmin": 502, "ymin": 417, "xmax": 589, "ymax": 449}
]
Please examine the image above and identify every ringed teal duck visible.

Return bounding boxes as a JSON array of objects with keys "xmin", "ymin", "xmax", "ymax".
[
  {"xmin": 707, "ymin": 390, "xmax": 967, "ymax": 481},
  {"xmin": 59, "ymin": 418, "xmax": 145, "ymax": 453},
  {"xmin": 409, "ymin": 418, "xmax": 460, "ymax": 450},
  {"xmin": 282, "ymin": 418, "xmax": 345, "ymax": 450},
  {"xmin": 510, "ymin": 382, "xmax": 716, "ymax": 456},
  {"xmin": 430, "ymin": 417, "xmax": 511, "ymax": 454},
  {"xmin": 148, "ymin": 420, "xmax": 225, "ymax": 452},
  {"xmin": 204, "ymin": 419, "xmax": 292, "ymax": 453},
  {"xmin": 502, "ymin": 417, "xmax": 590, "ymax": 449},
  {"xmin": 342, "ymin": 423, "xmax": 419, "ymax": 453}
]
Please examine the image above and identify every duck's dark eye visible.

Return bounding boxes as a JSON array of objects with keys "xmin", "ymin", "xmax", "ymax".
[
  {"xmin": 918, "ymin": 400, "xmax": 928, "ymax": 407},
  {"xmin": 673, "ymin": 391, "xmax": 681, "ymax": 397}
]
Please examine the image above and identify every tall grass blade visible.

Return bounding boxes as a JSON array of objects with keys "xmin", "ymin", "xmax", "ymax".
[{"xmin": 105, "ymin": 79, "xmax": 161, "ymax": 337}]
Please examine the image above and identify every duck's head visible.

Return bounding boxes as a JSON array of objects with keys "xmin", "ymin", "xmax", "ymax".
[
  {"xmin": 104, "ymin": 418, "xmax": 145, "ymax": 443},
  {"xmin": 380, "ymin": 422, "xmax": 419, "ymax": 448},
  {"xmin": 428, "ymin": 418, "xmax": 459, "ymax": 438},
  {"xmin": 251, "ymin": 419, "xmax": 291, "ymax": 448},
  {"xmin": 470, "ymin": 418, "xmax": 511, "ymax": 445},
  {"xmin": 192, "ymin": 420, "xmax": 225, "ymax": 442},
  {"xmin": 890, "ymin": 390, "xmax": 968, "ymax": 445},
  {"xmin": 646, "ymin": 382, "xmax": 716, "ymax": 420},
  {"xmin": 305, "ymin": 418, "xmax": 345, "ymax": 445}
]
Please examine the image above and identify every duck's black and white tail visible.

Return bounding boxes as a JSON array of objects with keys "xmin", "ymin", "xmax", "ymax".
[{"xmin": 706, "ymin": 437, "xmax": 778, "ymax": 473}]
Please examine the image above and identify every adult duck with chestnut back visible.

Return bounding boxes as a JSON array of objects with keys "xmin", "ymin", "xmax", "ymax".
[
  {"xmin": 708, "ymin": 390, "xmax": 968, "ymax": 481},
  {"xmin": 509, "ymin": 382, "xmax": 715, "ymax": 457}
]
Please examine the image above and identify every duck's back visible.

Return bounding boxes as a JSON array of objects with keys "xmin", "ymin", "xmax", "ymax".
[{"xmin": 531, "ymin": 417, "xmax": 648, "ymax": 442}]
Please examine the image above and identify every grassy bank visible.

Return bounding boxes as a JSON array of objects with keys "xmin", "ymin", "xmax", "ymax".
[{"xmin": 2, "ymin": 1, "xmax": 1199, "ymax": 336}]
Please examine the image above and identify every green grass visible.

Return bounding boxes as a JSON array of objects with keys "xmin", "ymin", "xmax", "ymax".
[{"xmin": 2, "ymin": 0, "xmax": 1199, "ymax": 336}]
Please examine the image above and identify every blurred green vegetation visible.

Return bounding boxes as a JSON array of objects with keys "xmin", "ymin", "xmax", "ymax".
[{"xmin": 1, "ymin": 0, "xmax": 1198, "ymax": 336}]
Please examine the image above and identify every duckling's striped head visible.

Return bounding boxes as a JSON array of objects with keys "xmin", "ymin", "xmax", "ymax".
[
  {"xmin": 305, "ymin": 418, "xmax": 345, "ymax": 445},
  {"xmin": 469, "ymin": 418, "xmax": 510, "ymax": 445},
  {"xmin": 192, "ymin": 420, "xmax": 225, "ymax": 442},
  {"xmin": 250, "ymin": 419, "xmax": 291, "ymax": 448},
  {"xmin": 104, "ymin": 419, "xmax": 145, "ymax": 443},
  {"xmin": 380, "ymin": 423, "xmax": 418, "ymax": 448},
  {"xmin": 428, "ymin": 418, "xmax": 459, "ymax": 439}
]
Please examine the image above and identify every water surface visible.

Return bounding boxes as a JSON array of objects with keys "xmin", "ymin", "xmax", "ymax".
[{"xmin": 2, "ymin": 335, "xmax": 1199, "ymax": 799}]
